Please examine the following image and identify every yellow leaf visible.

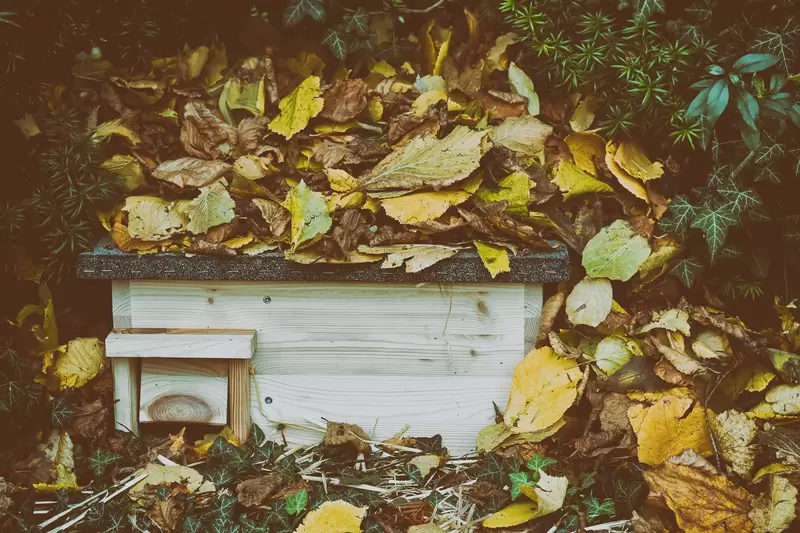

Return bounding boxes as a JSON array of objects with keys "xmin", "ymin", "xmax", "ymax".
[
  {"xmin": 474, "ymin": 241, "xmax": 511, "ymax": 278},
  {"xmin": 34, "ymin": 430, "xmax": 78, "ymax": 491},
  {"xmin": 627, "ymin": 394, "xmax": 713, "ymax": 465},
  {"xmin": 564, "ymin": 132, "xmax": 605, "ymax": 176},
  {"xmin": 504, "ymin": 347, "xmax": 583, "ymax": 433},
  {"xmin": 14, "ymin": 295, "xmax": 58, "ymax": 352},
  {"xmin": 482, "ymin": 502, "xmax": 538, "ymax": 528},
  {"xmin": 749, "ymin": 385, "xmax": 800, "ymax": 418},
  {"xmin": 750, "ymin": 476, "xmax": 798, "ymax": 533},
  {"xmin": 476, "ymin": 424, "xmax": 513, "ymax": 453},
  {"xmin": 268, "ymin": 76, "xmax": 324, "ymax": 140},
  {"xmin": 486, "ymin": 32, "xmax": 519, "ymax": 71},
  {"xmin": 605, "ymin": 141, "xmax": 648, "ymax": 203},
  {"xmin": 294, "ymin": 500, "xmax": 367, "ymax": 533},
  {"xmin": 101, "ymin": 154, "xmax": 146, "ymax": 192},
  {"xmin": 131, "ymin": 463, "xmax": 215, "ymax": 495},
  {"xmin": 54, "ymin": 337, "xmax": 105, "ymax": 390},
  {"xmin": 638, "ymin": 236, "xmax": 681, "ymax": 279},
  {"xmin": 420, "ymin": 20, "xmax": 452, "ymax": 75},
  {"xmin": 752, "ymin": 464, "xmax": 796, "ymax": 483},
  {"xmin": 381, "ymin": 190, "xmax": 471, "ymax": 224},
  {"xmin": 484, "ymin": 472, "xmax": 567, "ymax": 528},
  {"xmin": 358, "ymin": 244, "xmax": 464, "ymax": 273},
  {"xmin": 644, "ymin": 462, "xmax": 754, "ymax": 533},
  {"xmin": 501, "ymin": 418, "xmax": 566, "ymax": 447},
  {"xmin": 328, "ymin": 191, "xmax": 366, "ymax": 211},
  {"xmin": 194, "ymin": 427, "xmax": 239, "ymax": 456},
  {"xmin": 474, "ymin": 171, "xmax": 532, "ymax": 215},
  {"xmin": 326, "ymin": 169, "xmax": 359, "ymax": 192},
  {"xmin": 234, "ymin": 155, "xmax": 269, "ymax": 181},
  {"xmin": 409, "ymin": 455, "xmax": 441, "ymax": 477},
  {"xmin": 614, "ymin": 141, "xmax": 664, "ymax": 182},
  {"xmin": 312, "ymin": 120, "xmax": 360, "ymax": 134},
  {"xmin": 14, "ymin": 113, "xmax": 41, "ymax": 139},
  {"xmin": 286, "ymin": 180, "xmax": 332, "ymax": 251},
  {"xmin": 368, "ymin": 98, "xmax": 383, "ymax": 121},
  {"xmin": 185, "ymin": 44, "xmax": 209, "ymax": 79},
  {"xmin": 287, "ymin": 52, "xmax": 325, "ymax": 78},
  {"xmin": 710, "ymin": 410, "xmax": 757, "ymax": 478},
  {"xmin": 92, "ymin": 118, "xmax": 141, "ymax": 145},
  {"xmin": 412, "ymin": 90, "xmax": 448, "ymax": 116},
  {"xmin": 551, "ymin": 160, "xmax": 613, "ymax": 201},
  {"xmin": 203, "ymin": 42, "xmax": 227, "ymax": 87},
  {"xmin": 221, "ymin": 234, "xmax": 254, "ymax": 249},
  {"xmin": 489, "ymin": 116, "xmax": 553, "ymax": 156},
  {"xmin": 370, "ymin": 59, "xmax": 396, "ymax": 77},
  {"xmin": 569, "ymin": 96, "xmax": 601, "ymax": 132}
]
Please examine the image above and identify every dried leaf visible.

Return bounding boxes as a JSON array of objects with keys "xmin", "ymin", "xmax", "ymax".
[
  {"xmin": 286, "ymin": 180, "xmax": 332, "ymax": 251},
  {"xmin": 381, "ymin": 190, "xmax": 472, "ymax": 224},
  {"xmin": 483, "ymin": 472, "xmax": 567, "ymax": 528},
  {"xmin": 564, "ymin": 132, "xmax": 605, "ymax": 176},
  {"xmin": 508, "ymin": 62, "xmax": 539, "ymax": 115},
  {"xmin": 637, "ymin": 309, "xmax": 692, "ymax": 336},
  {"xmin": 474, "ymin": 241, "xmax": 511, "ymax": 278},
  {"xmin": 186, "ymin": 180, "xmax": 236, "ymax": 235},
  {"xmin": 505, "ymin": 347, "xmax": 583, "ymax": 433},
  {"xmin": 551, "ymin": 160, "xmax": 614, "ymax": 201},
  {"xmin": 101, "ymin": 154, "xmax": 146, "ymax": 192},
  {"xmin": 320, "ymin": 79, "xmax": 369, "ymax": 123},
  {"xmin": 358, "ymin": 244, "xmax": 463, "ymax": 273},
  {"xmin": 268, "ymin": 76, "xmax": 324, "ymax": 140},
  {"xmin": 54, "ymin": 338, "xmax": 105, "ymax": 390},
  {"xmin": 710, "ymin": 410, "xmax": 757, "ymax": 478},
  {"xmin": 606, "ymin": 141, "xmax": 649, "ymax": 203},
  {"xmin": 14, "ymin": 113, "xmax": 42, "ymax": 139},
  {"xmin": 489, "ymin": 116, "xmax": 553, "ymax": 156},
  {"xmin": 582, "ymin": 220, "xmax": 651, "ymax": 281},
  {"xmin": 614, "ymin": 141, "xmax": 664, "ymax": 182},
  {"xmin": 644, "ymin": 462, "xmax": 753, "ymax": 533},
  {"xmin": 474, "ymin": 171, "xmax": 532, "ymax": 215},
  {"xmin": 566, "ymin": 277, "xmax": 612, "ymax": 327},
  {"xmin": 749, "ymin": 476, "xmax": 798, "ymax": 533},
  {"xmin": 152, "ymin": 157, "xmax": 232, "ymax": 189},
  {"xmin": 594, "ymin": 336, "xmax": 643, "ymax": 376},
  {"xmin": 294, "ymin": 500, "xmax": 367, "ymax": 533}
]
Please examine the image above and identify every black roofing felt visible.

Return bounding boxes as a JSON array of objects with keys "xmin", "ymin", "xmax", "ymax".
[{"xmin": 77, "ymin": 238, "xmax": 569, "ymax": 283}]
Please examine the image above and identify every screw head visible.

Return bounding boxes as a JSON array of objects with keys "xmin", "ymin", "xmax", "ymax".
[
  {"xmin": 263, "ymin": 296, "xmax": 271, "ymax": 304},
  {"xmin": 264, "ymin": 397, "xmax": 273, "ymax": 404}
]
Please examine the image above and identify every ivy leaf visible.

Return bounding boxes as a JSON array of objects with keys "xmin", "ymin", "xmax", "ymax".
[
  {"xmin": 716, "ymin": 183, "xmax": 762, "ymax": 217},
  {"xmin": 283, "ymin": 0, "xmax": 325, "ymax": 26},
  {"xmin": 208, "ymin": 436, "xmax": 251, "ymax": 473},
  {"xmin": 88, "ymin": 448, "xmax": 122, "ymax": 477},
  {"xmin": 527, "ymin": 454, "xmax": 558, "ymax": 472},
  {"xmin": 691, "ymin": 202, "xmax": 737, "ymax": 261},
  {"xmin": 322, "ymin": 29, "xmax": 348, "ymax": 60},
  {"xmin": 632, "ymin": 0, "xmax": 666, "ymax": 19},
  {"xmin": 508, "ymin": 471, "xmax": 532, "ymax": 500},
  {"xmin": 183, "ymin": 516, "xmax": 203, "ymax": 533},
  {"xmin": 98, "ymin": 510, "xmax": 127, "ymax": 533},
  {"xmin": 50, "ymin": 395, "xmax": 73, "ymax": 428},
  {"xmin": 659, "ymin": 195, "xmax": 698, "ymax": 236},
  {"xmin": 268, "ymin": 76, "xmax": 324, "ymax": 140},
  {"xmin": 669, "ymin": 257, "xmax": 703, "ymax": 288},
  {"xmin": 584, "ymin": 496, "xmax": 616, "ymax": 521},
  {"xmin": 285, "ymin": 489, "xmax": 308, "ymax": 515},
  {"xmin": 343, "ymin": 8, "xmax": 369, "ymax": 36},
  {"xmin": 186, "ymin": 180, "xmax": 236, "ymax": 235}
]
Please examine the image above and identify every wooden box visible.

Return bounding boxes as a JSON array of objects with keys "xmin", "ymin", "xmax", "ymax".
[{"xmin": 79, "ymin": 240, "xmax": 569, "ymax": 455}]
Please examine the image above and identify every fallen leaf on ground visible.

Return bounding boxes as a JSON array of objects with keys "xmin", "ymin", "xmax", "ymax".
[
  {"xmin": 614, "ymin": 141, "xmax": 664, "ymax": 182},
  {"xmin": 504, "ymin": 346, "xmax": 583, "ymax": 433},
  {"xmin": 269, "ymin": 76, "xmax": 324, "ymax": 140},
  {"xmin": 54, "ymin": 337, "xmax": 105, "ymax": 390},
  {"xmin": 186, "ymin": 180, "xmax": 236, "ymax": 234},
  {"xmin": 489, "ymin": 115, "xmax": 553, "ymax": 156},
  {"xmin": 711, "ymin": 410, "xmax": 757, "ymax": 478},
  {"xmin": 131, "ymin": 463, "xmax": 215, "ymax": 495},
  {"xmin": 749, "ymin": 476, "xmax": 798, "ymax": 533},
  {"xmin": 474, "ymin": 171, "xmax": 532, "ymax": 215},
  {"xmin": 508, "ymin": 62, "xmax": 538, "ymax": 115},
  {"xmin": 605, "ymin": 141, "xmax": 649, "ymax": 202},
  {"xmin": 749, "ymin": 385, "xmax": 800, "ymax": 418},
  {"xmin": 286, "ymin": 180, "xmax": 332, "ymax": 252},
  {"xmin": 637, "ymin": 309, "xmax": 691, "ymax": 336},
  {"xmin": 566, "ymin": 276, "xmax": 612, "ymax": 327},
  {"xmin": 551, "ymin": 160, "xmax": 613, "ymax": 201},
  {"xmin": 358, "ymin": 244, "xmax": 463, "ymax": 273},
  {"xmin": 294, "ymin": 500, "xmax": 367, "ymax": 533},
  {"xmin": 152, "ymin": 157, "xmax": 232, "ymax": 189},
  {"xmin": 582, "ymin": 220, "xmax": 652, "ymax": 281},
  {"xmin": 644, "ymin": 462, "xmax": 753, "ymax": 533},
  {"xmin": 123, "ymin": 196, "xmax": 187, "ymax": 241},
  {"xmin": 483, "ymin": 471, "xmax": 567, "ymax": 528},
  {"xmin": 594, "ymin": 336, "xmax": 643, "ymax": 376},
  {"xmin": 474, "ymin": 241, "xmax": 511, "ymax": 278}
]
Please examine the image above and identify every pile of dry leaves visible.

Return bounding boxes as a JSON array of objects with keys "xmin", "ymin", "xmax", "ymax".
[{"xmin": 6, "ymin": 6, "xmax": 800, "ymax": 533}]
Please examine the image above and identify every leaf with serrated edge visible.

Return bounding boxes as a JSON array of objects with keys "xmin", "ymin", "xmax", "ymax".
[
  {"xmin": 360, "ymin": 126, "xmax": 485, "ymax": 192},
  {"xmin": 566, "ymin": 277, "xmax": 612, "ymax": 327},
  {"xmin": 582, "ymin": 220, "xmax": 652, "ymax": 281},
  {"xmin": 187, "ymin": 180, "xmax": 235, "ymax": 235},
  {"xmin": 285, "ymin": 180, "xmax": 332, "ymax": 252},
  {"xmin": 268, "ymin": 76, "xmax": 324, "ymax": 140},
  {"xmin": 489, "ymin": 116, "xmax": 553, "ymax": 155}
]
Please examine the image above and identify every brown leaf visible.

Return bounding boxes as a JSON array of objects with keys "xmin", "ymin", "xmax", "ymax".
[
  {"xmin": 332, "ymin": 210, "xmax": 369, "ymax": 253},
  {"xmin": 388, "ymin": 100, "xmax": 447, "ymax": 145},
  {"xmin": 181, "ymin": 101, "xmax": 238, "ymax": 160},
  {"xmin": 536, "ymin": 286, "xmax": 567, "ymax": 347},
  {"xmin": 187, "ymin": 240, "xmax": 236, "ymax": 256},
  {"xmin": 474, "ymin": 91, "xmax": 525, "ymax": 118},
  {"xmin": 369, "ymin": 225, "xmax": 420, "ymax": 246},
  {"xmin": 312, "ymin": 140, "xmax": 358, "ymax": 168},
  {"xmin": 573, "ymin": 197, "xmax": 604, "ymax": 249},
  {"xmin": 10, "ymin": 451, "xmax": 56, "ymax": 485},
  {"xmin": 574, "ymin": 390, "xmax": 635, "ymax": 456},
  {"xmin": 237, "ymin": 116, "xmax": 269, "ymax": 152},
  {"xmin": 325, "ymin": 421, "xmax": 371, "ymax": 456},
  {"xmin": 237, "ymin": 473, "xmax": 283, "ymax": 507},
  {"xmin": 71, "ymin": 399, "xmax": 109, "ymax": 440},
  {"xmin": 112, "ymin": 222, "xmax": 160, "ymax": 252},
  {"xmin": 409, "ymin": 216, "xmax": 468, "ymax": 234},
  {"xmin": 204, "ymin": 222, "xmax": 239, "ymax": 243},
  {"xmin": 148, "ymin": 490, "xmax": 184, "ymax": 532},
  {"xmin": 632, "ymin": 509, "xmax": 679, "ymax": 533},
  {"xmin": 252, "ymin": 198, "xmax": 291, "ymax": 237},
  {"xmin": 152, "ymin": 158, "xmax": 231, "ymax": 188},
  {"xmin": 320, "ymin": 80, "xmax": 369, "ymax": 123},
  {"xmin": 654, "ymin": 358, "xmax": 695, "ymax": 387},
  {"xmin": 644, "ymin": 462, "xmax": 753, "ymax": 533}
]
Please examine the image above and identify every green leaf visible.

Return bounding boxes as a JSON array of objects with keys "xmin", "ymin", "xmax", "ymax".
[
  {"xmin": 527, "ymin": 454, "xmax": 557, "ymax": 472},
  {"xmin": 582, "ymin": 220, "xmax": 652, "ymax": 281},
  {"xmin": 508, "ymin": 62, "xmax": 539, "ymax": 116},
  {"xmin": 717, "ymin": 183, "xmax": 762, "ymax": 217},
  {"xmin": 343, "ymin": 7, "xmax": 369, "ymax": 36},
  {"xmin": 659, "ymin": 195, "xmax": 698, "ymax": 236},
  {"xmin": 736, "ymin": 90, "xmax": 759, "ymax": 130},
  {"xmin": 584, "ymin": 496, "xmax": 616, "ymax": 521},
  {"xmin": 183, "ymin": 516, "xmax": 203, "ymax": 533},
  {"xmin": 88, "ymin": 448, "xmax": 122, "ymax": 477},
  {"xmin": 566, "ymin": 277, "xmax": 613, "ymax": 328},
  {"xmin": 705, "ymin": 80, "xmax": 730, "ymax": 128},
  {"xmin": 686, "ymin": 87, "xmax": 711, "ymax": 119},
  {"xmin": 690, "ymin": 203, "xmax": 737, "ymax": 261},
  {"xmin": 593, "ymin": 336, "xmax": 643, "ymax": 376},
  {"xmin": 361, "ymin": 126, "xmax": 485, "ymax": 192},
  {"xmin": 739, "ymin": 122, "xmax": 761, "ymax": 151},
  {"xmin": 286, "ymin": 180, "xmax": 332, "ymax": 252},
  {"xmin": 186, "ymin": 180, "xmax": 236, "ymax": 235},
  {"xmin": 50, "ymin": 396, "xmax": 73, "ymax": 427},
  {"xmin": 283, "ymin": 0, "xmax": 325, "ymax": 26},
  {"xmin": 208, "ymin": 436, "xmax": 251, "ymax": 473},
  {"xmin": 732, "ymin": 53, "xmax": 780, "ymax": 73},
  {"xmin": 285, "ymin": 489, "xmax": 308, "ymax": 515},
  {"xmin": 322, "ymin": 29, "xmax": 348, "ymax": 60},
  {"xmin": 509, "ymin": 471, "xmax": 531, "ymax": 500}
]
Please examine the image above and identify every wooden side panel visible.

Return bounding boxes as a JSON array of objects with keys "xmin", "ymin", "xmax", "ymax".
[
  {"xmin": 523, "ymin": 284, "xmax": 543, "ymax": 355},
  {"xmin": 106, "ymin": 331, "xmax": 256, "ymax": 359},
  {"xmin": 111, "ymin": 358, "xmax": 139, "ymax": 434},
  {"xmin": 250, "ymin": 375, "xmax": 510, "ymax": 455},
  {"xmin": 229, "ymin": 360, "xmax": 251, "ymax": 443},
  {"xmin": 139, "ymin": 359, "xmax": 228, "ymax": 425},
  {"xmin": 112, "ymin": 281, "xmax": 132, "ymax": 329},
  {"xmin": 125, "ymin": 281, "xmax": 526, "ymax": 376}
]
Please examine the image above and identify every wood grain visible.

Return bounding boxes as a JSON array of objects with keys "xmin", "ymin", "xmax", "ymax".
[
  {"xmin": 124, "ymin": 281, "xmax": 527, "ymax": 376},
  {"xmin": 250, "ymin": 375, "xmax": 510, "ymax": 456},
  {"xmin": 111, "ymin": 281, "xmax": 132, "ymax": 328},
  {"xmin": 111, "ymin": 358, "xmax": 139, "ymax": 434},
  {"xmin": 523, "ymin": 283, "xmax": 543, "ymax": 355},
  {"xmin": 106, "ymin": 331, "xmax": 256, "ymax": 359},
  {"xmin": 139, "ymin": 359, "xmax": 228, "ymax": 425},
  {"xmin": 229, "ymin": 360, "xmax": 251, "ymax": 442}
]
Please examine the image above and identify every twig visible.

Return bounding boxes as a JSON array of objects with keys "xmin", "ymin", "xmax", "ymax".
[
  {"xmin": 45, "ymin": 510, "xmax": 88, "ymax": 533},
  {"xmin": 301, "ymin": 475, "xmax": 392, "ymax": 494},
  {"xmin": 730, "ymin": 150, "xmax": 756, "ymax": 182}
]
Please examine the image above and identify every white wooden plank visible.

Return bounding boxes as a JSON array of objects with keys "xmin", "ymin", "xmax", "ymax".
[
  {"xmin": 229, "ymin": 360, "xmax": 251, "ymax": 442},
  {"xmin": 111, "ymin": 358, "xmax": 139, "ymax": 434},
  {"xmin": 250, "ymin": 375, "xmax": 510, "ymax": 456},
  {"xmin": 125, "ymin": 281, "xmax": 526, "ymax": 376},
  {"xmin": 523, "ymin": 283, "xmax": 543, "ymax": 355},
  {"xmin": 106, "ymin": 331, "xmax": 255, "ymax": 359},
  {"xmin": 111, "ymin": 281, "xmax": 131, "ymax": 329},
  {"xmin": 139, "ymin": 359, "xmax": 228, "ymax": 425}
]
